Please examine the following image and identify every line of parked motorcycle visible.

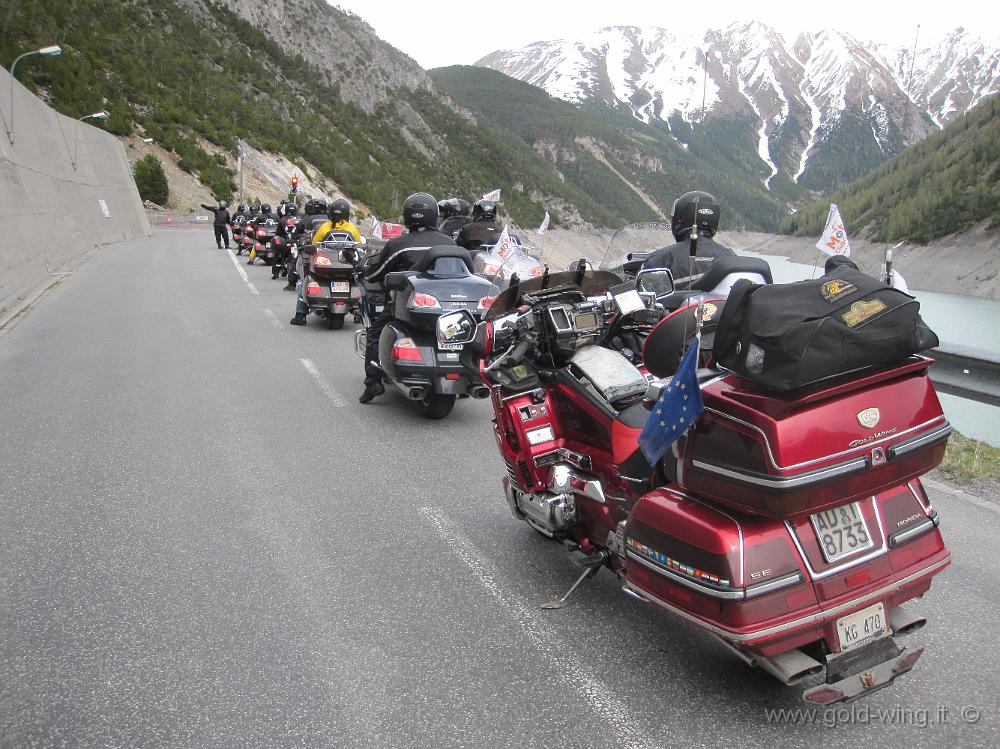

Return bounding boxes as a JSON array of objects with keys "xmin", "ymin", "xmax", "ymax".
[{"xmin": 227, "ymin": 211, "xmax": 954, "ymax": 709}]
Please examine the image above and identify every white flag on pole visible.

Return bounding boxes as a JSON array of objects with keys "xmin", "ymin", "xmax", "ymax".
[
  {"xmin": 372, "ymin": 219, "xmax": 383, "ymax": 241},
  {"xmin": 816, "ymin": 204, "xmax": 851, "ymax": 257},
  {"xmin": 495, "ymin": 224, "xmax": 514, "ymax": 259},
  {"xmin": 482, "ymin": 188, "xmax": 501, "ymax": 201},
  {"xmin": 536, "ymin": 211, "xmax": 550, "ymax": 235}
]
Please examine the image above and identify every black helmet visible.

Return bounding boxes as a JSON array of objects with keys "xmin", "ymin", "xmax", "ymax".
[
  {"xmin": 260, "ymin": 203, "xmax": 272, "ymax": 214},
  {"xmin": 285, "ymin": 202, "xmax": 298, "ymax": 214},
  {"xmin": 304, "ymin": 198, "xmax": 323, "ymax": 215},
  {"xmin": 455, "ymin": 198, "xmax": 470, "ymax": 216},
  {"xmin": 250, "ymin": 203, "xmax": 260, "ymax": 213},
  {"xmin": 437, "ymin": 197, "xmax": 460, "ymax": 219},
  {"xmin": 328, "ymin": 198, "xmax": 351, "ymax": 223},
  {"xmin": 237, "ymin": 203, "xmax": 247, "ymax": 212},
  {"xmin": 402, "ymin": 192, "xmax": 438, "ymax": 231},
  {"xmin": 670, "ymin": 190, "xmax": 719, "ymax": 241},
  {"xmin": 472, "ymin": 199, "xmax": 497, "ymax": 222}
]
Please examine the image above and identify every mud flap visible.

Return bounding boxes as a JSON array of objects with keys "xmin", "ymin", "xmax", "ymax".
[{"xmin": 803, "ymin": 646, "xmax": 923, "ymax": 704}]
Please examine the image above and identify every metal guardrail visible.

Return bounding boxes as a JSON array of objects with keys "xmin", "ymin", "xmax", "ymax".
[
  {"xmin": 927, "ymin": 343, "xmax": 1000, "ymax": 407},
  {"xmin": 147, "ymin": 213, "xmax": 212, "ymax": 226}
]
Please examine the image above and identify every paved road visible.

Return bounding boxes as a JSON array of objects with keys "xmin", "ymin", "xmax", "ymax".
[{"xmin": 1, "ymin": 230, "xmax": 998, "ymax": 748}]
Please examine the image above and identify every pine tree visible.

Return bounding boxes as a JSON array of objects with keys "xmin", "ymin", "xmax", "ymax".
[{"xmin": 133, "ymin": 154, "xmax": 169, "ymax": 205}]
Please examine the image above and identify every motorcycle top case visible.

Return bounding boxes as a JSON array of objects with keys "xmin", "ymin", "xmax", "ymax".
[
  {"xmin": 713, "ymin": 266, "xmax": 939, "ymax": 392},
  {"xmin": 676, "ymin": 357, "xmax": 950, "ymax": 518}
]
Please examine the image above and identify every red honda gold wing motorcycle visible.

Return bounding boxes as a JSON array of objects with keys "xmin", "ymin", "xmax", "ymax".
[{"xmin": 448, "ymin": 258, "xmax": 950, "ymax": 704}]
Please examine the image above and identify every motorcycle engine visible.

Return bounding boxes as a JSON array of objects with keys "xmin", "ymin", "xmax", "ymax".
[{"xmin": 505, "ymin": 481, "xmax": 577, "ymax": 538}]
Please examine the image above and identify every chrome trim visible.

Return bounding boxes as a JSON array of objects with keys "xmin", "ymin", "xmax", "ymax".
[
  {"xmin": 548, "ymin": 464, "xmax": 606, "ymax": 504},
  {"xmin": 744, "ymin": 571, "xmax": 805, "ymax": 599},
  {"xmin": 691, "ymin": 456, "xmax": 868, "ymax": 490},
  {"xmin": 888, "ymin": 422, "xmax": 951, "ymax": 458},
  {"xmin": 534, "ymin": 447, "xmax": 592, "ymax": 472},
  {"xmin": 907, "ymin": 480, "xmax": 932, "ymax": 512},
  {"xmin": 626, "ymin": 550, "xmax": 745, "ymax": 600},
  {"xmin": 889, "ymin": 517, "xmax": 936, "ymax": 548},
  {"xmin": 783, "ymin": 497, "xmax": 888, "ymax": 581},
  {"xmin": 627, "ymin": 555, "xmax": 951, "ymax": 643},
  {"xmin": 702, "ymin": 409, "xmax": 948, "ymax": 472}
]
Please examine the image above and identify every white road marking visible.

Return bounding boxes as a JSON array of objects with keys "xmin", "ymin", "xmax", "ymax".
[
  {"xmin": 226, "ymin": 248, "xmax": 259, "ymax": 295},
  {"xmin": 418, "ymin": 506, "xmax": 650, "ymax": 749},
  {"xmin": 263, "ymin": 308, "xmax": 282, "ymax": 330},
  {"xmin": 300, "ymin": 358, "xmax": 346, "ymax": 407}
]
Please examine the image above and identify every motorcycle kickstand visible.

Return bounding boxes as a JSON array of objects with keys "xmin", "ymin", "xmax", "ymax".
[{"xmin": 541, "ymin": 560, "xmax": 603, "ymax": 610}]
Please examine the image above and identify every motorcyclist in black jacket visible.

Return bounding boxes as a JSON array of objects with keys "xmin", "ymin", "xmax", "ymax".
[
  {"xmin": 438, "ymin": 197, "xmax": 471, "ymax": 240},
  {"xmin": 248, "ymin": 204, "xmax": 278, "ymax": 265},
  {"xmin": 359, "ymin": 192, "xmax": 455, "ymax": 403},
  {"xmin": 273, "ymin": 202, "xmax": 300, "ymax": 280},
  {"xmin": 201, "ymin": 200, "xmax": 232, "ymax": 249},
  {"xmin": 456, "ymin": 199, "xmax": 518, "ymax": 253},
  {"xmin": 288, "ymin": 198, "xmax": 332, "ymax": 289},
  {"xmin": 641, "ymin": 190, "xmax": 736, "ymax": 287},
  {"xmin": 230, "ymin": 203, "xmax": 249, "ymax": 249}
]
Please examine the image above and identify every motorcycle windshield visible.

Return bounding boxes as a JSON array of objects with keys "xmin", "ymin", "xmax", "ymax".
[
  {"xmin": 599, "ymin": 222, "xmax": 675, "ymax": 278},
  {"xmin": 485, "ymin": 269, "xmax": 623, "ymax": 320}
]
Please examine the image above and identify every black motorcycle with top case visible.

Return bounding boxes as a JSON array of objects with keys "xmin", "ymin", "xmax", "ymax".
[{"xmin": 354, "ymin": 245, "xmax": 496, "ymax": 418}]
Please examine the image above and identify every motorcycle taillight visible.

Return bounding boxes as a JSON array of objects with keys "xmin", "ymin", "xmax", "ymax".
[{"xmin": 392, "ymin": 338, "xmax": 424, "ymax": 362}]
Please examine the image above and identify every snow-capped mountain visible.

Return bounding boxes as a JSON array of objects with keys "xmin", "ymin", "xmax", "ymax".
[{"xmin": 477, "ymin": 24, "xmax": 999, "ymax": 193}]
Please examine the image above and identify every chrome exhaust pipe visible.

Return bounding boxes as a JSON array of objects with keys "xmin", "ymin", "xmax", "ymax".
[
  {"xmin": 470, "ymin": 386, "xmax": 491, "ymax": 399},
  {"xmin": 889, "ymin": 605, "xmax": 927, "ymax": 636},
  {"xmin": 716, "ymin": 637, "xmax": 759, "ymax": 668},
  {"xmin": 755, "ymin": 649, "xmax": 824, "ymax": 686},
  {"xmin": 621, "ymin": 585, "xmax": 650, "ymax": 606},
  {"xmin": 393, "ymin": 381, "xmax": 426, "ymax": 401},
  {"xmin": 353, "ymin": 330, "xmax": 366, "ymax": 359}
]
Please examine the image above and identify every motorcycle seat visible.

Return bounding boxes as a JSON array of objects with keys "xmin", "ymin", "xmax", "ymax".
[
  {"xmin": 690, "ymin": 255, "xmax": 773, "ymax": 291},
  {"xmin": 412, "ymin": 245, "xmax": 475, "ymax": 275}
]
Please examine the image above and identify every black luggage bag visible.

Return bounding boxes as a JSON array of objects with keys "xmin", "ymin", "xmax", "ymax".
[{"xmin": 713, "ymin": 263, "xmax": 939, "ymax": 392}]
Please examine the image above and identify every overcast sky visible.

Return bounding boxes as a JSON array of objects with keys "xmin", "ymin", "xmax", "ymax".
[{"xmin": 330, "ymin": 0, "xmax": 999, "ymax": 70}]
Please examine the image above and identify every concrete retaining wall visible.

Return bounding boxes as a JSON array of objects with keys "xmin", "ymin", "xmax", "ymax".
[{"xmin": 0, "ymin": 67, "xmax": 150, "ymax": 313}]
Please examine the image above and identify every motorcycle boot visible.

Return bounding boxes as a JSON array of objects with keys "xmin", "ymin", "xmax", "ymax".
[{"xmin": 358, "ymin": 380, "xmax": 385, "ymax": 403}]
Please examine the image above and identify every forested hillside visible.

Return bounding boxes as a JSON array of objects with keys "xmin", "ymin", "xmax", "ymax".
[
  {"xmin": 431, "ymin": 66, "xmax": 789, "ymax": 233},
  {"xmin": 0, "ymin": 0, "xmax": 630, "ymax": 225},
  {"xmin": 782, "ymin": 96, "xmax": 1000, "ymax": 243}
]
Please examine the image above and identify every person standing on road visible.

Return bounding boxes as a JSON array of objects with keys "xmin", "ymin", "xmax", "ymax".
[{"xmin": 201, "ymin": 200, "xmax": 232, "ymax": 249}]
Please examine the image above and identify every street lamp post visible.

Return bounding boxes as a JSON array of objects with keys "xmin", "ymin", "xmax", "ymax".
[
  {"xmin": 73, "ymin": 110, "xmax": 108, "ymax": 169},
  {"xmin": 6, "ymin": 44, "xmax": 62, "ymax": 145},
  {"xmin": 237, "ymin": 139, "xmax": 245, "ymax": 205}
]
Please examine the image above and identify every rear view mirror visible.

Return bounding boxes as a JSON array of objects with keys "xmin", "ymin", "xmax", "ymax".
[
  {"xmin": 636, "ymin": 268, "xmax": 675, "ymax": 297},
  {"xmin": 436, "ymin": 310, "xmax": 478, "ymax": 347}
]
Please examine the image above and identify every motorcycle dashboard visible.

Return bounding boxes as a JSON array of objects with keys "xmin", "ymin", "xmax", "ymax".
[{"xmin": 485, "ymin": 270, "xmax": 623, "ymax": 320}]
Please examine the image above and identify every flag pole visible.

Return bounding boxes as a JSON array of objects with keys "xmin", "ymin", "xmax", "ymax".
[{"xmin": 811, "ymin": 203, "xmax": 832, "ymax": 278}]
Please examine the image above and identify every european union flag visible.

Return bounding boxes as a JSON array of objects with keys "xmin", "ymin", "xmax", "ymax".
[{"xmin": 638, "ymin": 339, "xmax": 704, "ymax": 465}]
